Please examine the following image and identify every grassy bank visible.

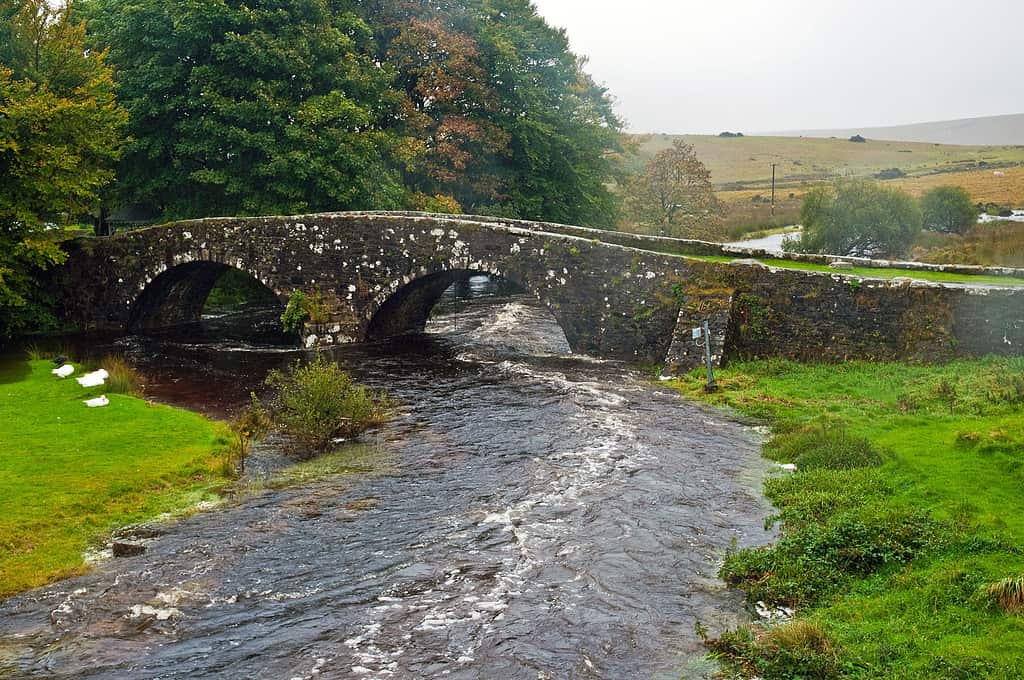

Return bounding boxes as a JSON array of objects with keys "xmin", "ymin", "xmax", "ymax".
[
  {"xmin": 686, "ymin": 254, "xmax": 1024, "ymax": 286},
  {"xmin": 670, "ymin": 358, "xmax": 1024, "ymax": 678},
  {"xmin": 913, "ymin": 221, "xmax": 1024, "ymax": 269},
  {"xmin": 0, "ymin": 359, "xmax": 232, "ymax": 596}
]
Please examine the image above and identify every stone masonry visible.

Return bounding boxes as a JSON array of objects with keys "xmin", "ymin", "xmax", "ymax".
[{"xmin": 51, "ymin": 212, "xmax": 1024, "ymax": 370}]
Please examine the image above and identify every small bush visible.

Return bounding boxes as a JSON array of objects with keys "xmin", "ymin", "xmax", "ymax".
[
  {"xmin": 305, "ymin": 291, "xmax": 331, "ymax": 324},
  {"xmin": 280, "ymin": 290, "xmax": 309, "ymax": 334},
  {"xmin": 101, "ymin": 355, "xmax": 144, "ymax": 396},
  {"xmin": 875, "ymin": 167, "xmax": 906, "ymax": 180},
  {"xmin": 921, "ymin": 186, "xmax": 978, "ymax": 235},
  {"xmin": 224, "ymin": 392, "xmax": 272, "ymax": 475},
  {"xmin": 722, "ymin": 502, "xmax": 941, "ymax": 606},
  {"xmin": 266, "ymin": 355, "xmax": 392, "ymax": 454}
]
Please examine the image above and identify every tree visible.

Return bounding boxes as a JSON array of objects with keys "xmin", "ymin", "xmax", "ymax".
[
  {"xmin": 82, "ymin": 0, "xmax": 414, "ymax": 219},
  {"xmin": 0, "ymin": 0, "xmax": 126, "ymax": 338},
  {"xmin": 920, "ymin": 186, "xmax": 978, "ymax": 235},
  {"xmin": 359, "ymin": 0, "xmax": 625, "ymax": 227},
  {"xmin": 623, "ymin": 140, "xmax": 722, "ymax": 238},
  {"xmin": 791, "ymin": 179, "xmax": 921, "ymax": 258}
]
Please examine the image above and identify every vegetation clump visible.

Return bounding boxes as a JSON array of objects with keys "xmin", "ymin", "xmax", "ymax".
[
  {"xmin": 920, "ymin": 185, "xmax": 979, "ymax": 234},
  {"xmin": 100, "ymin": 355, "xmax": 144, "ymax": 396},
  {"xmin": 280, "ymin": 291, "xmax": 310, "ymax": 334},
  {"xmin": 280, "ymin": 290, "xmax": 331, "ymax": 334},
  {"xmin": 224, "ymin": 393, "xmax": 272, "ymax": 476},
  {"xmin": 707, "ymin": 620, "xmax": 842, "ymax": 680},
  {"xmin": 912, "ymin": 220, "xmax": 1024, "ymax": 268},
  {"xmin": 265, "ymin": 355, "xmax": 392, "ymax": 454},
  {"xmin": 789, "ymin": 178, "xmax": 922, "ymax": 257},
  {"xmin": 985, "ymin": 576, "xmax": 1024, "ymax": 614}
]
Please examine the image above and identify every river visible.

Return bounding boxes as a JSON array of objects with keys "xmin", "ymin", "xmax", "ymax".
[{"xmin": 0, "ymin": 276, "xmax": 773, "ymax": 679}]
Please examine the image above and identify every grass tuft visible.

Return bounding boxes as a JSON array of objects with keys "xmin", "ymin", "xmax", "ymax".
[
  {"xmin": 100, "ymin": 355, "xmax": 144, "ymax": 396},
  {"xmin": 985, "ymin": 576, "xmax": 1024, "ymax": 614}
]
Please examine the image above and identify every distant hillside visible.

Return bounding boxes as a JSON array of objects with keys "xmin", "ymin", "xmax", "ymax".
[
  {"xmin": 631, "ymin": 133, "xmax": 1024, "ymax": 189},
  {"xmin": 767, "ymin": 113, "xmax": 1024, "ymax": 146}
]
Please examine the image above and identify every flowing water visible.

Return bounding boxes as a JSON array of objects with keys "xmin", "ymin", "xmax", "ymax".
[{"xmin": 0, "ymin": 276, "xmax": 774, "ymax": 679}]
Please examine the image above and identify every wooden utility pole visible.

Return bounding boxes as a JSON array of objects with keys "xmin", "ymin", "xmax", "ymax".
[{"xmin": 770, "ymin": 163, "xmax": 777, "ymax": 217}]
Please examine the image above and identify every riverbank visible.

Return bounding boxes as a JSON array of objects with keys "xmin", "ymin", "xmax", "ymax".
[
  {"xmin": 0, "ymin": 358, "xmax": 232, "ymax": 596},
  {"xmin": 669, "ymin": 358, "xmax": 1024, "ymax": 677}
]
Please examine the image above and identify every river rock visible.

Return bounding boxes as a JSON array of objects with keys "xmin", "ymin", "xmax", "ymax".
[{"xmin": 112, "ymin": 541, "xmax": 146, "ymax": 557}]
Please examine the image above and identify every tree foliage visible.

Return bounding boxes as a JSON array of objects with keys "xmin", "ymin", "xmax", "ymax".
[
  {"xmin": 357, "ymin": 0, "xmax": 624, "ymax": 226},
  {"xmin": 920, "ymin": 185, "xmax": 978, "ymax": 235},
  {"xmin": 0, "ymin": 0, "xmax": 126, "ymax": 338},
  {"xmin": 791, "ymin": 179, "xmax": 922, "ymax": 258},
  {"xmin": 623, "ymin": 139, "xmax": 722, "ymax": 238},
  {"xmin": 81, "ymin": 0, "xmax": 624, "ymax": 226},
  {"xmin": 82, "ymin": 0, "xmax": 411, "ymax": 219}
]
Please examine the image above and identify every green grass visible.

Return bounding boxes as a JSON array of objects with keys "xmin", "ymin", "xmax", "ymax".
[
  {"xmin": 685, "ymin": 254, "xmax": 1024, "ymax": 286},
  {"xmin": 0, "ymin": 359, "xmax": 232, "ymax": 596},
  {"xmin": 670, "ymin": 358, "xmax": 1024, "ymax": 678}
]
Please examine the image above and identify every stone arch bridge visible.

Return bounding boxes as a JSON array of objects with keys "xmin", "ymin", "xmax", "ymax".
[{"xmin": 53, "ymin": 211, "xmax": 1024, "ymax": 370}]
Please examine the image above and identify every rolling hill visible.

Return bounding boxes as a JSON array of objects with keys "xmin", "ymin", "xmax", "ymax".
[
  {"xmin": 631, "ymin": 133, "xmax": 1024, "ymax": 190},
  {"xmin": 766, "ymin": 113, "xmax": 1024, "ymax": 147}
]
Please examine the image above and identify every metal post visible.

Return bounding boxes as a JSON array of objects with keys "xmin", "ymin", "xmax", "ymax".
[
  {"xmin": 702, "ymin": 320, "xmax": 717, "ymax": 392},
  {"xmin": 770, "ymin": 163, "xmax": 777, "ymax": 218}
]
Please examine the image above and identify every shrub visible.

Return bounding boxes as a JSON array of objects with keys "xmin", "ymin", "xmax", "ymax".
[
  {"xmin": 280, "ymin": 291, "xmax": 309, "ymax": 334},
  {"xmin": 765, "ymin": 425, "xmax": 884, "ymax": 471},
  {"xmin": 265, "ymin": 355, "xmax": 392, "ymax": 454},
  {"xmin": 224, "ymin": 392, "xmax": 272, "ymax": 475},
  {"xmin": 790, "ymin": 179, "xmax": 922, "ymax": 257},
  {"xmin": 305, "ymin": 291, "xmax": 331, "ymax": 324},
  {"xmin": 280, "ymin": 290, "xmax": 331, "ymax": 332},
  {"xmin": 849, "ymin": 134, "xmax": 866, "ymax": 143},
  {"xmin": 722, "ymin": 505, "xmax": 942, "ymax": 606},
  {"xmin": 875, "ymin": 167, "xmax": 906, "ymax": 180},
  {"xmin": 921, "ymin": 186, "xmax": 978, "ymax": 235}
]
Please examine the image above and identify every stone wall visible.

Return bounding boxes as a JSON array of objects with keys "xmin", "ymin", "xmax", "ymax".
[{"xmin": 664, "ymin": 260, "xmax": 1024, "ymax": 372}]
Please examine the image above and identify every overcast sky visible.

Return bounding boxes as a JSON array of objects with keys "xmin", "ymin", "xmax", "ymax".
[{"xmin": 530, "ymin": 0, "xmax": 1024, "ymax": 134}]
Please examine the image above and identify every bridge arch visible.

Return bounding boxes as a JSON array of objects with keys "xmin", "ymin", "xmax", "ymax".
[
  {"xmin": 365, "ymin": 267, "xmax": 574, "ymax": 347},
  {"xmin": 127, "ymin": 259, "xmax": 281, "ymax": 331}
]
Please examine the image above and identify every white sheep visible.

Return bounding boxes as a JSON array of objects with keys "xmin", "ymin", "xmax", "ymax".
[{"xmin": 76, "ymin": 369, "xmax": 109, "ymax": 388}]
